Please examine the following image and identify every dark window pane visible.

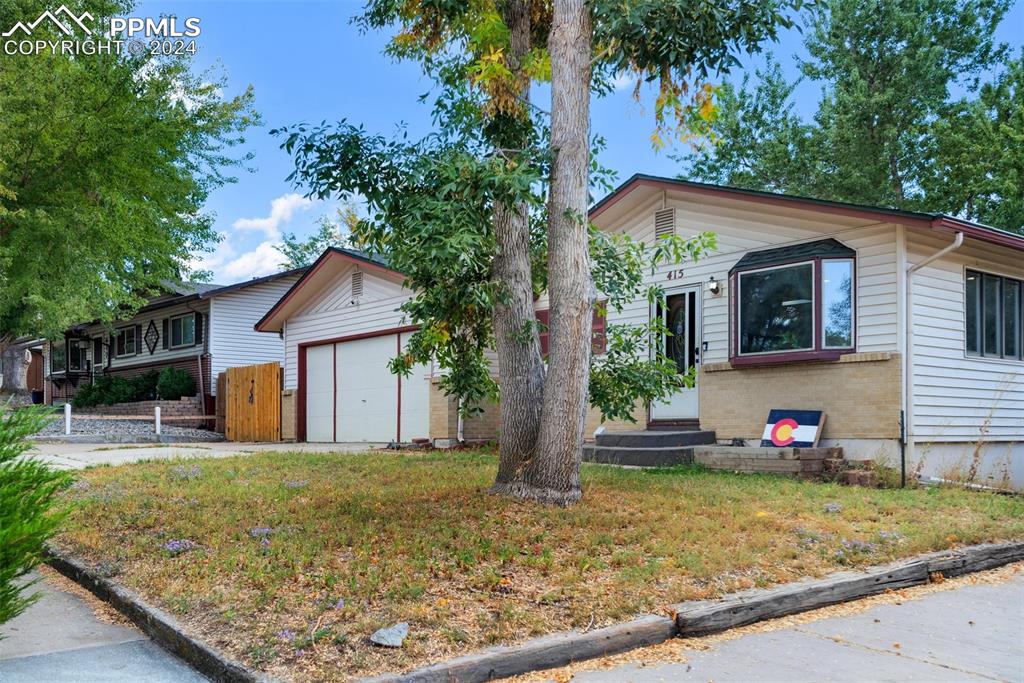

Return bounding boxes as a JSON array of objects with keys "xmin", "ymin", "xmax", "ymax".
[
  {"xmin": 171, "ymin": 315, "xmax": 196, "ymax": 347},
  {"xmin": 1004, "ymin": 280, "xmax": 1020, "ymax": 359},
  {"xmin": 965, "ymin": 272, "xmax": 980, "ymax": 354},
  {"xmin": 823, "ymin": 260, "xmax": 853, "ymax": 347},
  {"xmin": 52, "ymin": 343, "xmax": 66, "ymax": 373},
  {"xmin": 739, "ymin": 263, "xmax": 814, "ymax": 354},
  {"xmin": 665, "ymin": 293, "xmax": 689, "ymax": 372},
  {"xmin": 983, "ymin": 274, "xmax": 1001, "ymax": 356}
]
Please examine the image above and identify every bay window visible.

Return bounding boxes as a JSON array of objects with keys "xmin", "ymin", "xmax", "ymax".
[
  {"xmin": 730, "ymin": 239, "xmax": 855, "ymax": 364},
  {"xmin": 965, "ymin": 270, "xmax": 1023, "ymax": 361}
]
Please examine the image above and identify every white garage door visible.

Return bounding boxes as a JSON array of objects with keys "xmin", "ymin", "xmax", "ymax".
[
  {"xmin": 305, "ymin": 345, "xmax": 335, "ymax": 442},
  {"xmin": 303, "ymin": 331, "xmax": 431, "ymax": 443},
  {"xmin": 336, "ymin": 335, "xmax": 397, "ymax": 442}
]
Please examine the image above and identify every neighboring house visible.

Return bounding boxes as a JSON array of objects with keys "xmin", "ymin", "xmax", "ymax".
[
  {"xmin": 257, "ymin": 176, "xmax": 1024, "ymax": 489},
  {"xmin": 45, "ymin": 268, "xmax": 307, "ymax": 410}
]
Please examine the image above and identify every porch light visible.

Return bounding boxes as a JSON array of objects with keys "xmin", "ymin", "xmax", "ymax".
[{"xmin": 707, "ymin": 276, "xmax": 721, "ymax": 295}]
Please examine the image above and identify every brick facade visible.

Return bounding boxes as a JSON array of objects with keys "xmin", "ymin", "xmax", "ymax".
[
  {"xmin": 428, "ymin": 380, "xmax": 501, "ymax": 444},
  {"xmin": 281, "ymin": 389, "xmax": 297, "ymax": 441},
  {"xmin": 699, "ymin": 352, "xmax": 902, "ymax": 442}
]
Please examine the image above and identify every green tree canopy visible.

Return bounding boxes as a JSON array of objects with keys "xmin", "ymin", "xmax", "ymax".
[
  {"xmin": 276, "ymin": 206, "xmax": 360, "ymax": 269},
  {"xmin": 0, "ymin": 0, "xmax": 258, "ymax": 347},
  {"xmin": 679, "ymin": 0, "xmax": 1022, "ymax": 233}
]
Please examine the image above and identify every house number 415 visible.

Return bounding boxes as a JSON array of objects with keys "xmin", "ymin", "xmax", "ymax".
[{"xmin": 666, "ymin": 269, "xmax": 686, "ymax": 280}]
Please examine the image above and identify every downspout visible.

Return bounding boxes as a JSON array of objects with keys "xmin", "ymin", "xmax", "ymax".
[
  {"xmin": 903, "ymin": 230, "xmax": 964, "ymax": 486},
  {"xmin": 457, "ymin": 398, "xmax": 465, "ymax": 444},
  {"xmin": 185, "ymin": 299, "xmax": 207, "ymax": 397}
]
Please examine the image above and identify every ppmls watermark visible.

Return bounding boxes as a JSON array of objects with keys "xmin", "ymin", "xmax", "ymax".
[{"xmin": 2, "ymin": 5, "xmax": 200, "ymax": 56}]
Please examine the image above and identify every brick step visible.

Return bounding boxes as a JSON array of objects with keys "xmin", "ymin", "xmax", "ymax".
[
  {"xmin": 583, "ymin": 445, "xmax": 695, "ymax": 467},
  {"xmin": 595, "ymin": 429, "xmax": 716, "ymax": 448},
  {"xmin": 844, "ymin": 469, "xmax": 878, "ymax": 487}
]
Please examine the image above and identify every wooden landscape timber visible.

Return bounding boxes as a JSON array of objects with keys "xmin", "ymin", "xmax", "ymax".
[
  {"xmin": 377, "ymin": 540, "xmax": 1024, "ymax": 682},
  {"xmin": 672, "ymin": 541, "xmax": 1024, "ymax": 637}
]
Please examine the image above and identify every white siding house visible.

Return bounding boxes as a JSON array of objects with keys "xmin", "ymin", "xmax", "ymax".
[
  {"xmin": 46, "ymin": 268, "xmax": 306, "ymax": 405},
  {"xmin": 259, "ymin": 176, "xmax": 1024, "ymax": 489},
  {"xmin": 209, "ymin": 273, "xmax": 304, "ymax": 385}
]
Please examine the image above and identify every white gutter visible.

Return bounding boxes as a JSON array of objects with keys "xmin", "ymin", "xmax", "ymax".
[{"xmin": 903, "ymin": 231, "xmax": 964, "ymax": 479}]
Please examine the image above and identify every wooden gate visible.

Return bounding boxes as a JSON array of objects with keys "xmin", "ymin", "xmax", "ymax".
[{"xmin": 224, "ymin": 362, "xmax": 281, "ymax": 442}]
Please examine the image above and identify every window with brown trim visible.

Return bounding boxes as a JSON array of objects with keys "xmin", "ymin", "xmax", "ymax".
[
  {"xmin": 535, "ymin": 304, "xmax": 607, "ymax": 357},
  {"xmin": 730, "ymin": 241, "xmax": 855, "ymax": 365}
]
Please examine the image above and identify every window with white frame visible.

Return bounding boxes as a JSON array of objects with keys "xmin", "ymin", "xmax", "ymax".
[
  {"xmin": 115, "ymin": 327, "xmax": 136, "ymax": 357},
  {"xmin": 170, "ymin": 313, "xmax": 196, "ymax": 348},
  {"xmin": 965, "ymin": 270, "xmax": 1022, "ymax": 361}
]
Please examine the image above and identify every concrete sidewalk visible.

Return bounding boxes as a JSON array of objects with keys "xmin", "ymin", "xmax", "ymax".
[
  {"xmin": 562, "ymin": 571, "xmax": 1024, "ymax": 683},
  {"xmin": 0, "ymin": 572, "xmax": 206, "ymax": 682},
  {"xmin": 27, "ymin": 440, "xmax": 375, "ymax": 470}
]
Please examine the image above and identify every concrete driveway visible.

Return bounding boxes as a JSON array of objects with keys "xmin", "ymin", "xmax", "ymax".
[{"xmin": 27, "ymin": 440, "xmax": 383, "ymax": 470}]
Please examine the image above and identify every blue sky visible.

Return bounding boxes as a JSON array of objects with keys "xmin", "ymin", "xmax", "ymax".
[{"xmin": 137, "ymin": 1, "xmax": 1024, "ymax": 285}]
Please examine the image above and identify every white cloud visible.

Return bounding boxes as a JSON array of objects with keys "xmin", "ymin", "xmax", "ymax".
[
  {"xmin": 187, "ymin": 234, "xmax": 234, "ymax": 277},
  {"xmin": 612, "ymin": 71, "xmax": 638, "ymax": 92},
  {"xmin": 220, "ymin": 241, "xmax": 286, "ymax": 280},
  {"xmin": 232, "ymin": 193, "xmax": 314, "ymax": 239}
]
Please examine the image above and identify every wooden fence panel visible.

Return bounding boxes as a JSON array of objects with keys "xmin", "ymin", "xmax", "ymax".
[{"xmin": 225, "ymin": 362, "xmax": 281, "ymax": 442}]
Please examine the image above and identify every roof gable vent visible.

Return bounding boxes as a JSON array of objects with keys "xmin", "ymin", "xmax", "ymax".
[
  {"xmin": 654, "ymin": 208, "xmax": 676, "ymax": 240},
  {"xmin": 351, "ymin": 270, "xmax": 364, "ymax": 299}
]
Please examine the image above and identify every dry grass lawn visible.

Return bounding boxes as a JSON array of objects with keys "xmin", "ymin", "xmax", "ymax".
[{"xmin": 54, "ymin": 448, "xmax": 1024, "ymax": 681}]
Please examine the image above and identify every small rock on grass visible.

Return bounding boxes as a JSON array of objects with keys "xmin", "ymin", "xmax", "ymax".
[{"xmin": 370, "ymin": 622, "xmax": 409, "ymax": 648}]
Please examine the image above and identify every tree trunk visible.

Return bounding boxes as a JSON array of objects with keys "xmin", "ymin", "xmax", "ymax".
[
  {"xmin": 0, "ymin": 338, "xmax": 30, "ymax": 395},
  {"xmin": 518, "ymin": 0, "xmax": 593, "ymax": 505},
  {"xmin": 490, "ymin": 201, "xmax": 547, "ymax": 492},
  {"xmin": 490, "ymin": 0, "xmax": 547, "ymax": 494}
]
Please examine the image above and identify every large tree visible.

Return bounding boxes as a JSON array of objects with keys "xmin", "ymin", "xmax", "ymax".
[
  {"xmin": 0, "ymin": 0, "xmax": 257, "ymax": 390},
  {"xmin": 681, "ymin": 0, "xmax": 1021, "ymax": 233},
  {"xmin": 281, "ymin": 0, "xmax": 799, "ymax": 504}
]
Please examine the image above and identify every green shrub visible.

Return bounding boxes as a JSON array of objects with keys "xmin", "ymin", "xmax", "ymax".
[
  {"xmin": 73, "ymin": 367, "xmax": 195, "ymax": 407},
  {"xmin": 0, "ymin": 404, "xmax": 70, "ymax": 628},
  {"xmin": 103, "ymin": 376, "xmax": 137, "ymax": 405},
  {"xmin": 71, "ymin": 382, "xmax": 100, "ymax": 409},
  {"xmin": 132, "ymin": 370, "xmax": 160, "ymax": 401},
  {"xmin": 157, "ymin": 366, "xmax": 196, "ymax": 400}
]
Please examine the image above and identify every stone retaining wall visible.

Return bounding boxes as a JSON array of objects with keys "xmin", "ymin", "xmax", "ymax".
[{"xmin": 75, "ymin": 396, "xmax": 205, "ymax": 427}]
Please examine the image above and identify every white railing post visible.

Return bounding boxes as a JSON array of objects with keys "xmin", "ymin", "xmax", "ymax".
[
  {"xmin": 155, "ymin": 406, "xmax": 162, "ymax": 435},
  {"xmin": 64, "ymin": 403, "xmax": 72, "ymax": 435}
]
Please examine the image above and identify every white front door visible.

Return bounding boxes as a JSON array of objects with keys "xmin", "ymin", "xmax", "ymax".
[{"xmin": 649, "ymin": 286, "xmax": 701, "ymax": 421}]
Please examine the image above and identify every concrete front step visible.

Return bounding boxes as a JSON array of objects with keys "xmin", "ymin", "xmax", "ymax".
[
  {"xmin": 583, "ymin": 444, "xmax": 695, "ymax": 467},
  {"xmin": 595, "ymin": 429, "xmax": 717, "ymax": 448}
]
